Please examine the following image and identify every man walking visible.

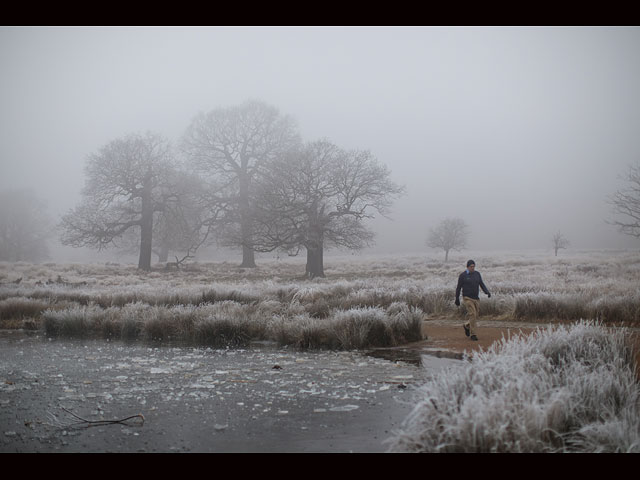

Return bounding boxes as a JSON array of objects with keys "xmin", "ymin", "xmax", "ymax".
[{"xmin": 455, "ymin": 260, "xmax": 491, "ymax": 341}]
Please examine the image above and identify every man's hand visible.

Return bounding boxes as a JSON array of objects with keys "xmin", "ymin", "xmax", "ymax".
[
  {"xmin": 455, "ymin": 298, "xmax": 460, "ymax": 306},
  {"xmin": 487, "ymin": 293, "xmax": 492, "ymax": 298}
]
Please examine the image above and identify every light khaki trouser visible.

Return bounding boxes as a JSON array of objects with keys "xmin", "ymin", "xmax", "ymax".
[{"xmin": 462, "ymin": 296, "xmax": 480, "ymax": 336}]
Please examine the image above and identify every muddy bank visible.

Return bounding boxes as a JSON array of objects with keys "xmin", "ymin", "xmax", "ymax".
[{"xmin": 0, "ymin": 330, "xmax": 462, "ymax": 453}]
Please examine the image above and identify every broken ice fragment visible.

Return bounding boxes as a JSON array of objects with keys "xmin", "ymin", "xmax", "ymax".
[{"xmin": 329, "ymin": 405, "xmax": 359, "ymax": 412}]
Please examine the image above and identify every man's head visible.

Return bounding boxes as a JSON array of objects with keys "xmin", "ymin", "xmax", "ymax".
[{"xmin": 466, "ymin": 260, "xmax": 475, "ymax": 271}]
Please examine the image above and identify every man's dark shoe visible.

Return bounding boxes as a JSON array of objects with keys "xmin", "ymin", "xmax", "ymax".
[
  {"xmin": 463, "ymin": 324, "xmax": 470, "ymax": 337},
  {"xmin": 470, "ymin": 335, "xmax": 478, "ymax": 341}
]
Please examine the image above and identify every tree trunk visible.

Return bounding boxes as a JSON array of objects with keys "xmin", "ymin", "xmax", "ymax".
[
  {"xmin": 240, "ymin": 243, "xmax": 256, "ymax": 268},
  {"xmin": 138, "ymin": 192, "xmax": 154, "ymax": 271},
  {"xmin": 238, "ymin": 173, "xmax": 256, "ymax": 268},
  {"xmin": 445, "ymin": 249, "xmax": 450, "ymax": 262},
  {"xmin": 305, "ymin": 219, "xmax": 325, "ymax": 278},
  {"xmin": 305, "ymin": 246, "xmax": 325, "ymax": 278}
]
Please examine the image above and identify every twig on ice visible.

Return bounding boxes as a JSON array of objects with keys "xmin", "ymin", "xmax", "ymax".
[{"xmin": 49, "ymin": 407, "xmax": 145, "ymax": 428}]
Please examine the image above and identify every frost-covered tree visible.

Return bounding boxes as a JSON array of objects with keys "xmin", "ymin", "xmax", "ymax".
[
  {"xmin": 251, "ymin": 139, "xmax": 404, "ymax": 278},
  {"xmin": 59, "ymin": 132, "xmax": 189, "ymax": 271},
  {"xmin": 426, "ymin": 217, "xmax": 469, "ymax": 262},
  {"xmin": 115, "ymin": 170, "xmax": 223, "ymax": 265},
  {"xmin": 609, "ymin": 162, "xmax": 640, "ymax": 239},
  {"xmin": 0, "ymin": 189, "xmax": 51, "ymax": 262},
  {"xmin": 181, "ymin": 99, "xmax": 300, "ymax": 268},
  {"xmin": 552, "ymin": 231, "xmax": 570, "ymax": 256}
]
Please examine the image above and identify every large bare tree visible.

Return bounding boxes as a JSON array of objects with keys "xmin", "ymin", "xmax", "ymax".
[
  {"xmin": 0, "ymin": 189, "xmax": 51, "ymax": 262},
  {"xmin": 427, "ymin": 217, "xmax": 469, "ymax": 262},
  {"xmin": 181, "ymin": 99, "xmax": 300, "ymax": 268},
  {"xmin": 609, "ymin": 162, "xmax": 640, "ymax": 239},
  {"xmin": 116, "ymin": 170, "xmax": 225, "ymax": 265},
  {"xmin": 252, "ymin": 139, "xmax": 404, "ymax": 278},
  {"xmin": 60, "ymin": 132, "xmax": 186, "ymax": 271}
]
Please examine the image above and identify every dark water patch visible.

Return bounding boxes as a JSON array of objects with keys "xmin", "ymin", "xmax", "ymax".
[{"xmin": 365, "ymin": 346, "xmax": 465, "ymax": 366}]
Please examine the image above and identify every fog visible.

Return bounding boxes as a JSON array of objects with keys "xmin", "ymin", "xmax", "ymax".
[{"xmin": 1, "ymin": 26, "xmax": 639, "ymax": 263}]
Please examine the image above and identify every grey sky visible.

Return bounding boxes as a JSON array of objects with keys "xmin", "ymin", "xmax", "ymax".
[{"xmin": 1, "ymin": 26, "xmax": 639, "ymax": 261}]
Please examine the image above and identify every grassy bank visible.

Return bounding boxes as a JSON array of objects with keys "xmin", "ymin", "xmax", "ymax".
[
  {"xmin": 1, "ymin": 250, "xmax": 639, "ymax": 347},
  {"xmin": 37, "ymin": 300, "xmax": 424, "ymax": 349},
  {"xmin": 387, "ymin": 320, "xmax": 640, "ymax": 453}
]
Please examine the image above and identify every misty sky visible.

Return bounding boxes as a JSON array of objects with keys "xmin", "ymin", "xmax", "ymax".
[{"xmin": 1, "ymin": 26, "xmax": 639, "ymax": 261}]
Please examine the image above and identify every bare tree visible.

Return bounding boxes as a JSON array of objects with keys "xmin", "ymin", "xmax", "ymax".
[
  {"xmin": 427, "ymin": 217, "xmax": 469, "ymax": 262},
  {"xmin": 116, "ymin": 170, "xmax": 225, "ymax": 264},
  {"xmin": 609, "ymin": 162, "xmax": 640, "ymax": 239},
  {"xmin": 181, "ymin": 99, "xmax": 300, "ymax": 268},
  {"xmin": 552, "ymin": 231, "xmax": 570, "ymax": 256},
  {"xmin": 252, "ymin": 139, "xmax": 404, "ymax": 278},
  {"xmin": 0, "ymin": 189, "xmax": 51, "ymax": 262},
  {"xmin": 59, "ymin": 132, "xmax": 186, "ymax": 271}
]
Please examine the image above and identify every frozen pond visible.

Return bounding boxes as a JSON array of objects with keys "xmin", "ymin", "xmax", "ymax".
[{"xmin": 0, "ymin": 330, "xmax": 462, "ymax": 452}]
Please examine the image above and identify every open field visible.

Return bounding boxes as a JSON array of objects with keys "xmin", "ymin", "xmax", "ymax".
[
  {"xmin": 2, "ymin": 249, "xmax": 639, "ymax": 452},
  {"xmin": 1, "ymin": 249, "xmax": 639, "ymax": 348}
]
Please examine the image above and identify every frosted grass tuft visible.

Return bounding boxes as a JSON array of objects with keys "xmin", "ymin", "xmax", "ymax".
[{"xmin": 387, "ymin": 320, "xmax": 640, "ymax": 453}]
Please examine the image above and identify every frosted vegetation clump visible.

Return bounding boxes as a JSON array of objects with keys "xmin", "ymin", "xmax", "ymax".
[{"xmin": 387, "ymin": 320, "xmax": 640, "ymax": 453}]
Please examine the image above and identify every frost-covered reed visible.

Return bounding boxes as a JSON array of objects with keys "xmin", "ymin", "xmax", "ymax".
[
  {"xmin": 40, "ymin": 300, "xmax": 424, "ymax": 349},
  {"xmin": 2, "ymin": 250, "xmax": 640, "ymax": 345},
  {"xmin": 387, "ymin": 321, "xmax": 640, "ymax": 453}
]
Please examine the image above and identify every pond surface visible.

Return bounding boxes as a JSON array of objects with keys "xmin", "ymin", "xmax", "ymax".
[{"xmin": 0, "ymin": 330, "xmax": 462, "ymax": 452}]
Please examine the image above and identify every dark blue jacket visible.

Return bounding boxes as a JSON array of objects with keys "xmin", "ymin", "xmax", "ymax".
[{"xmin": 455, "ymin": 270, "xmax": 490, "ymax": 300}]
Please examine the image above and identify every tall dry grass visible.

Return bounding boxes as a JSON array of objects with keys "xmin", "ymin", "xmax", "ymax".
[
  {"xmin": 40, "ymin": 300, "xmax": 423, "ymax": 349},
  {"xmin": 2, "ymin": 249, "xmax": 640, "ymax": 346}
]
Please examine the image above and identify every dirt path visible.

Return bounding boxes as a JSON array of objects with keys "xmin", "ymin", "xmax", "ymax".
[
  {"xmin": 391, "ymin": 318, "xmax": 640, "ymax": 376},
  {"xmin": 416, "ymin": 318, "xmax": 539, "ymax": 358}
]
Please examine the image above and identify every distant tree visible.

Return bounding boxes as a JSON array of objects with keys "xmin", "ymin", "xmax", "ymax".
[
  {"xmin": 608, "ymin": 162, "xmax": 640, "ymax": 239},
  {"xmin": 251, "ymin": 139, "xmax": 405, "ymax": 278},
  {"xmin": 552, "ymin": 231, "xmax": 570, "ymax": 256},
  {"xmin": 427, "ymin": 217, "xmax": 469, "ymax": 262},
  {"xmin": 181, "ymin": 99, "xmax": 301, "ymax": 268},
  {"xmin": 0, "ymin": 189, "xmax": 51, "ymax": 262},
  {"xmin": 59, "ymin": 132, "xmax": 189, "ymax": 271}
]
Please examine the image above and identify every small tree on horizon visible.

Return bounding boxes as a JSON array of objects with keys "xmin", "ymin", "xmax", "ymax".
[
  {"xmin": 426, "ymin": 217, "xmax": 469, "ymax": 262},
  {"xmin": 552, "ymin": 231, "xmax": 570, "ymax": 256}
]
